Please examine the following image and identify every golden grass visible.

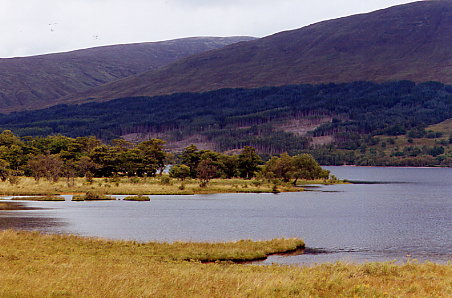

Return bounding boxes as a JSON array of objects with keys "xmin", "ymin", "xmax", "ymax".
[
  {"xmin": 0, "ymin": 230, "xmax": 450, "ymax": 297},
  {"xmin": 428, "ymin": 118, "xmax": 452, "ymax": 133},
  {"xmin": 0, "ymin": 176, "xmax": 338, "ymax": 196},
  {"xmin": 11, "ymin": 195, "xmax": 65, "ymax": 201},
  {"xmin": 123, "ymin": 194, "xmax": 151, "ymax": 201}
]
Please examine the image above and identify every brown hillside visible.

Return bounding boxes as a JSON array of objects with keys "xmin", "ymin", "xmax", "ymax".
[
  {"xmin": 65, "ymin": 1, "xmax": 451, "ymax": 103},
  {"xmin": 0, "ymin": 37, "xmax": 254, "ymax": 112}
]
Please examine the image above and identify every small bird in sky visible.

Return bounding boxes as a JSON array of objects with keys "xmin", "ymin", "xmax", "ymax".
[{"xmin": 48, "ymin": 23, "xmax": 58, "ymax": 32}]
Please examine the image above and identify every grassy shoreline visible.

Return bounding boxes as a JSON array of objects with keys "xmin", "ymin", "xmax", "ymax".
[
  {"xmin": 0, "ymin": 176, "xmax": 342, "ymax": 196},
  {"xmin": 0, "ymin": 230, "xmax": 450, "ymax": 297}
]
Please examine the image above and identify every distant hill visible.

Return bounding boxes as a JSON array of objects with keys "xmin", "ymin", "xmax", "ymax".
[
  {"xmin": 0, "ymin": 36, "xmax": 255, "ymax": 112},
  {"xmin": 64, "ymin": 1, "xmax": 452, "ymax": 103}
]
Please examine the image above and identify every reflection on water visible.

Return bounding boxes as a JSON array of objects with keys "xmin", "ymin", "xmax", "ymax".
[
  {"xmin": 0, "ymin": 202, "xmax": 65, "ymax": 231},
  {"xmin": 0, "ymin": 214, "xmax": 64, "ymax": 230},
  {"xmin": 1, "ymin": 167, "xmax": 451, "ymax": 264}
]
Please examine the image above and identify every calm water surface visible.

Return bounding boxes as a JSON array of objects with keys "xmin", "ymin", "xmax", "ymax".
[{"xmin": 1, "ymin": 167, "xmax": 451, "ymax": 264}]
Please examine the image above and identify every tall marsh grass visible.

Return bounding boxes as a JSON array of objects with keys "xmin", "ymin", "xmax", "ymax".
[{"xmin": 0, "ymin": 230, "xmax": 450, "ymax": 297}]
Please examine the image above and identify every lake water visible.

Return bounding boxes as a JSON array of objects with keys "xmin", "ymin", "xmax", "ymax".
[{"xmin": 1, "ymin": 167, "xmax": 451, "ymax": 264}]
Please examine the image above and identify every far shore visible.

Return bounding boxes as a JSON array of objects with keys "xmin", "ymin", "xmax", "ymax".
[{"xmin": 331, "ymin": 165, "xmax": 451, "ymax": 168}]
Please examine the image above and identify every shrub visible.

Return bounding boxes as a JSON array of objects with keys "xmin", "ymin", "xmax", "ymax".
[
  {"xmin": 8, "ymin": 175, "xmax": 20, "ymax": 185},
  {"xmin": 72, "ymin": 192, "xmax": 114, "ymax": 201},
  {"xmin": 169, "ymin": 165, "xmax": 191, "ymax": 180},
  {"xmin": 160, "ymin": 176, "xmax": 171, "ymax": 185},
  {"xmin": 129, "ymin": 177, "xmax": 140, "ymax": 184},
  {"xmin": 123, "ymin": 195, "xmax": 150, "ymax": 201}
]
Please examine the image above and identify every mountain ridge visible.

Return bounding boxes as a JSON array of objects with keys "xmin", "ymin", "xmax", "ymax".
[
  {"xmin": 0, "ymin": 36, "xmax": 255, "ymax": 112},
  {"xmin": 62, "ymin": 0, "xmax": 452, "ymax": 104}
]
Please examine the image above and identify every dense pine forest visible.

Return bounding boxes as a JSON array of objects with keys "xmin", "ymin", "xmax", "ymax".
[{"xmin": 0, "ymin": 81, "xmax": 450, "ymax": 166}]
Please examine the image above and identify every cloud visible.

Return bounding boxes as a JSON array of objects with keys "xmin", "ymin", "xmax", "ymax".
[{"xmin": 0, "ymin": 0, "xmax": 415, "ymax": 58}]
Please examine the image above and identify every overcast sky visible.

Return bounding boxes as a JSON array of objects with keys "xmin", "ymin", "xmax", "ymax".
[{"xmin": 1, "ymin": 0, "xmax": 417, "ymax": 58}]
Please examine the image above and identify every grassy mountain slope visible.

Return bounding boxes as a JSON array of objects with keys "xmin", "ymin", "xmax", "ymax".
[
  {"xmin": 0, "ymin": 36, "xmax": 254, "ymax": 112},
  {"xmin": 63, "ymin": 1, "xmax": 452, "ymax": 103}
]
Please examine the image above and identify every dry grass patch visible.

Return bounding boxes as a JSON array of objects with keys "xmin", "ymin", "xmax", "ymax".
[{"xmin": 0, "ymin": 230, "xmax": 450, "ymax": 297}]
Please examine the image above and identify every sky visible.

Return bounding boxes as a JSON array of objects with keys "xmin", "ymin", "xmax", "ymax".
[{"xmin": 1, "ymin": 0, "xmax": 417, "ymax": 58}]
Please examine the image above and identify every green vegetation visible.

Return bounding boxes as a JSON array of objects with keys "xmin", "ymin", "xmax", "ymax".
[
  {"xmin": 123, "ymin": 194, "xmax": 150, "ymax": 201},
  {"xmin": 0, "ymin": 81, "xmax": 449, "ymax": 167},
  {"xmin": 310, "ymin": 118, "xmax": 451, "ymax": 166},
  {"xmin": 0, "ymin": 230, "xmax": 450, "ymax": 297},
  {"xmin": 72, "ymin": 192, "xmax": 114, "ymax": 201},
  {"xmin": 11, "ymin": 195, "xmax": 65, "ymax": 201},
  {"xmin": 0, "ymin": 130, "xmax": 335, "ymax": 193}
]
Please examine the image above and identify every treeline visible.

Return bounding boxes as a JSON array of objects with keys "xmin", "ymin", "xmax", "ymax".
[
  {"xmin": 0, "ymin": 130, "xmax": 330, "ymax": 185},
  {"xmin": 0, "ymin": 81, "xmax": 449, "ymax": 155},
  {"xmin": 308, "ymin": 146, "xmax": 451, "ymax": 167},
  {"xmin": 0, "ymin": 130, "xmax": 169, "ymax": 182},
  {"xmin": 170, "ymin": 145, "xmax": 332, "ymax": 186}
]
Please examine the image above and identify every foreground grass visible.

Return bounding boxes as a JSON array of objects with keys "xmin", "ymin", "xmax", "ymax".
[
  {"xmin": 0, "ymin": 176, "xmax": 339, "ymax": 196},
  {"xmin": 0, "ymin": 231, "xmax": 450, "ymax": 297}
]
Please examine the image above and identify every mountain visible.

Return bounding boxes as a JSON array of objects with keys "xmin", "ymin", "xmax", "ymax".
[
  {"xmin": 0, "ymin": 36, "xmax": 255, "ymax": 112},
  {"xmin": 64, "ymin": 1, "xmax": 452, "ymax": 103}
]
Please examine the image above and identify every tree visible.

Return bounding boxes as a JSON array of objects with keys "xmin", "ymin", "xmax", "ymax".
[
  {"xmin": 180, "ymin": 145, "xmax": 201, "ymax": 178},
  {"xmin": 196, "ymin": 159, "xmax": 218, "ymax": 187},
  {"xmin": 220, "ymin": 154, "xmax": 238, "ymax": 179},
  {"xmin": 75, "ymin": 156, "xmax": 99, "ymax": 177},
  {"xmin": 291, "ymin": 154, "xmax": 324, "ymax": 185},
  {"xmin": 0, "ymin": 159, "xmax": 10, "ymax": 181},
  {"xmin": 0, "ymin": 130, "xmax": 22, "ymax": 147},
  {"xmin": 264, "ymin": 153, "xmax": 294, "ymax": 182},
  {"xmin": 169, "ymin": 164, "xmax": 191, "ymax": 180},
  {"xmin": 136, "ymin": 139, "xmax": 167, "ymax": 176},
  {"xmin": 237, "ymin": 146, "xmax": 261, "ymax": 179},
  {"xmin": 89, "ymin": 145, "xmax": 122, "ymax": 177},
  {"xmin": 27, "ymin": 154, "xmax": 64, "ymax": 182}
]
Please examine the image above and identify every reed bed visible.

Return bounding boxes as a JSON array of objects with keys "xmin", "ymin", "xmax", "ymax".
[{"xmin": 0, "ymin": 230, "xmax": 450, "ymax": 297}]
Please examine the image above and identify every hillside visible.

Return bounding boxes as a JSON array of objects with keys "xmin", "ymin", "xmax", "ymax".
[
  {"xmin": 63, "ymin": 1, "xmax": 452, "ymax": 103},
  {"xmin": 1, "ymin": 81, "xmax": 450, "ymax": 166},
  {"xmin": 0, "ymin": 36, "xmax": 254, "ymax": 112}
]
